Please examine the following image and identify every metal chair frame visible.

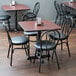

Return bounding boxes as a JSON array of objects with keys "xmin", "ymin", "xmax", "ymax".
[
  {"xmin": 0, "ymin": 15, "xmax": 11, "ymax": 31},
  {"xmin": 34, "ymin": 30, "xmax": 60, "ymax": 73},
  {"xmin": 4, "ymin": 26, "xmax": 30, "ymax": 66},
  {"xmin": 49, "ymin": 16, "xmax": 73, "ymax": 57},
  {"xmin": 22, "ymin": 2, "xmax": 40, "ymax": 21}
]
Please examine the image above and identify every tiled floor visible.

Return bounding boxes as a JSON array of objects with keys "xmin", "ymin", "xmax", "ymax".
[{"xmin": 0, "ymin": 28, "xmax": 76, "ymax": 76}]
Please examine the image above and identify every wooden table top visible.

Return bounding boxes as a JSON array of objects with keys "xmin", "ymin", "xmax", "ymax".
[
  {"xmin": 2, "ymin": 4, "xmax": 30, "ymax": 11},
  {"xmin": 62, "ymin": 1, "xmax": 76, "ymax": 9},
  {"xmin": 18, "ymin": 20, "xmax": 61, "ymax": 32}
]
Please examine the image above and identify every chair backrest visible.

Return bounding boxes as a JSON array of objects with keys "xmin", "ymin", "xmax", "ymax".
[
  {"xmin": 54, "ymin": 1, "xmax": 63, "ymax": 24},
  {"xmin": 60, "ymin": 3, "xmax": 69, "ymax": 16},
  {"xmin": 4, "ymin": 26, "xmax": 12, "ymax": 44},
  {"xmin": 61, "ymin": 16, "xmax": 73, "ymax": 37},
  {"xmin": 39, "ymin": 30, "xmax": 60, "ymax": 50},
  {"xmin": 54, "ymin": 1, "xmax": 61, "ymax": 16},
  {"xmin": 33, "ymin": 2, "xmax": 40, "ymax": 16}
]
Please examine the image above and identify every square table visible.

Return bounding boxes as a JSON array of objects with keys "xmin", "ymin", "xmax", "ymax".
[
  {"xmin": 18, "ymin": 20, "xmax": 61, "ymax": 31},
  {"xmin": 18, "ymin": 20, "xmax": 61, "ymax": 60},
  {"xmin": 19, "ymin": 20, "xmax": 61, "ymax": 40},
  {"xmin": 2, "ymin": 4, "xmax": 30, "ymax": 30}
]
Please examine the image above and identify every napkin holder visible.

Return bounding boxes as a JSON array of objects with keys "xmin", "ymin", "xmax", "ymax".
[
  {"xmin": 36, "ymin": 17, "xmax": 44, "ymax": 26},
  {"xmin": 37, "ymin": 22, "xmax": 44, "ymax": 26},
  {"xmin": 11, "ymin": 0, "xmax": 16, "ymax": 6}
]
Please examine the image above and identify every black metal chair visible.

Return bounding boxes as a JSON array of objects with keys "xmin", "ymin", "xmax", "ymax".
[
  {"xmin": 0, "ymin": 15, "xmax": 11, "ymax": 31},
  {"xmin": 49, "ymin": 16, "xmax": 73, "ymax": 57},
  {"xmin": 34, "ymin": 30, "xmax": 60, "ymax": 73},
  {"xmin": 4, "ymin": 26, "xmax": 30, "ymax": 66},
  {"xmin": 54, "ymin": 1, "xmax": 63, "ymax": 24},
  {"xmin": 22, "ymin": 2, "xmax": 40, "ymax": 42},
  {"xmin": 22, "ymin": 2, "xmax": 40, "ymax": 21}
]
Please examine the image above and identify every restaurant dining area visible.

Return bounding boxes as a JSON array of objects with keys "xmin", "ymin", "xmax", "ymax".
[{"xmin": 0, "ymin": 0, "xmax": 76, "ymax": 76}]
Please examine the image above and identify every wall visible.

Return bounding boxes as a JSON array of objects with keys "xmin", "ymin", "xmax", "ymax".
[{"xmin": 0, "ymin": 0, "xmax": 70, "ymax": 28}]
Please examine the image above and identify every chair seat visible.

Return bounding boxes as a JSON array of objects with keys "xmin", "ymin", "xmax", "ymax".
[
  {"xmin": 24, "ymin": 31, "xmax": 38, "ymax": 36},
  {"xmin": 0, "ymin": 15, "xmax": 11, "ymax": 20},
  {"xmin": 25, "ymin": 12, "xmax": 36, "ymax": 18},
  {"xmin": 11, "ymin": 36, "xmax": 29, "ymax": 45},
  {"xmin": 49, "ymin": 32, "xmax": 67, "ymax": 40},
  {"xmin": 35, "ymin": 40, "xmax": 56, "ymax": 50},
  {"xmin": 68, "ymin": 14, "xmax": 76, "ymax": 18}
]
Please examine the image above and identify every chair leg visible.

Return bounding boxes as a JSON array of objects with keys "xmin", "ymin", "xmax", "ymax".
[
  {"xmin": 51, "ymin": 51, "xmax": 54, "ymax": 60},
  {"xmin": 21, "ymin": 44, "xmax": 24, "ymax": 49},
  {"xmin": 66, "ymin": 39, "xmax": 71, "ymax": 57},
  {"xmin": 27, "ymin": 42, "xmax": 30, "ymax": 56},
  {"xmin": 24, "ymin": 45, "xmax": 28, "ymax": 55},
  {"xmin": 61, "ymin": 40, "xmax": 63, "ymax": 50},
  {"xmin": 54, "ymin": 49, "xmax": 60, "ymax": 70},
  {"xmin": 27, "ymin": 42, "xmax": 32, "ymax": 62},
  {"xmin": 55, "ymin": 14, "xmax": 58, "ymax": 23},
  {"xmin": 7, "ymin": 20, "xmax": 11, "ymax": 31},
  {"xmin": 27, "ymin": 48, "xmax": 31, "ymax": 59},
  {"xmin": 10, "ymin": 45, "xmax": 14, "ymax": 66},
  {"xmin": 39, "ymin": 50, "xmax": 42, "ymax": 73},
  {"xmin": 39, "ymin": 57, "xmax": 42, "ymax": 73},
  {"xmin": 47, "ymin": 51, "xmax": 50, "ymax": 61},
  {"xmin": 7, "ymin": 44, "xmax": 11, "ymax": 58},
  {"xmin": 33, "ymin": 49, "xmax": 37, "ymax": 63}
]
